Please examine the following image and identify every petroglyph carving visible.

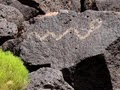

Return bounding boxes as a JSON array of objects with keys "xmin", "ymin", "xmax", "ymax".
[{"xmin": 28, "ymin": 18, "xmax": 102, "ymax": 41}]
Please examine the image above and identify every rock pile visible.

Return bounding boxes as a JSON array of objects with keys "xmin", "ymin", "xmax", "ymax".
[{"xmin": 0, "ymin": 0, "xmax": 120, "ymax": 90}]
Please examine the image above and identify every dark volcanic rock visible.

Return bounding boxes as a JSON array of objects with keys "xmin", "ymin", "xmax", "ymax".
[
  {"xmin": 0, "ymin": 19, "xmax": 18, "ymax": 37},
  {"xmin": 35, "ymin": 0, "xmax": 81, "ymax": 13},
  {"xmin": 95, "ymin": 0, "xmax": 120, "ymax": 12},
  {"xmin": 0, "ymin": 18, "xmax": 18, "ymax": 45},
  {"xmin": 19, "ymin": 10, "xmax": 120, "ymax": 69},
  {"xmin": 105, "ymin": 38, "xmax": 120, "ymax": 90},
  {"xmin": 27, "ymin": 68, "xmax": 74, "ymax": 90},
  {"xmin": 0, "ymin": 0, "xmax": 44, "ymax": 20},
  {"xmin": 82, "ymin": 0, "xmax": 120, "ymax": 12},
  {"xmin": 0, "ymin": 4, "xmax": 24, "ymax": 27},
  {"xmin": 1, "ymin": 38, "xmax": 23, "ymax": 55},
  {"xmin": 62, "ymin": 54, "xmax": 113, "ymax": 90}
]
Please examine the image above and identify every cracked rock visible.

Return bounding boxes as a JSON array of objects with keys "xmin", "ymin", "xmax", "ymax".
[{"xmin": 0, "ymin": 19, "xmax": 18, "ymax": 45}]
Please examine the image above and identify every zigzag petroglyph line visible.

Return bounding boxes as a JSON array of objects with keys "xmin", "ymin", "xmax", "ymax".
[{"xmin": 29, "ymin": 18, "xmax": 102, "ymax": 41}]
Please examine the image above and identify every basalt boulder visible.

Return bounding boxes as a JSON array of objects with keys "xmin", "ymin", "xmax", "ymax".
[
  {"xmin": 0, "ymin": 4, "xmax": 24, "ymax": 27},
  {"xmin": 0, "ymin": 19, "xmax": 18, "ymax": 45},
  {"xmin": 19, "ymin": 10, "xmax": 120, "ymax": 69},
  {"xmin": 27, "ymin": 68, "xmax": 74, "ymax": 90},
  {"xmin": 95, "ymin": 0, "xmax": 120, "ymax": 12},
  {"xmin": 0, "ymin": 0, "xmax": 44, "ymax": 20},
  {"xmin": 105, "ymin": 37, "xmax": 120, "ymax": 90}
]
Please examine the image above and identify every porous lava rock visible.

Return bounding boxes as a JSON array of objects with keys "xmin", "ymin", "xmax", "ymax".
[
  {"xmin": 0, "ymin": 0, "xmax": 43, "ymax": 20},
  {"xmin": 27, "ymin": 68, "xmax": 74, "ymax": 90},
  {"xmin": 0, "ymin": 4, "xmax": 24, "ymax": 27},
  {"xmin": 0, "ymin": 19, "xmax": 18, "ymax": 45},
  {"xmin": 105, "ymin": 38, "xmax": 120, "ymax": 90},
  {"xmin": 19, "ymin": 10, "xmax": 120, "ymax": 69},
  {"xmin": 0, "ymin": 19, "xmax": 18, "ymax": 37},
  {"xmin": 35, "ymin": 0, "xmax": 81, "ymax": 13},
  {"xmin": 95, "ymin": 0, "xmax": 120, "ymax": 12}
]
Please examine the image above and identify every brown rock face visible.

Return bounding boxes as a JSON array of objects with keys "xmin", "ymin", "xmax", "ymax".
[
  {"xmin": 0, "ymin": 4, "xmax": 23, "ymax": 45},
  {"xmin": 62, "ymin": 54, "xmax": 113, "ymax": 90}
]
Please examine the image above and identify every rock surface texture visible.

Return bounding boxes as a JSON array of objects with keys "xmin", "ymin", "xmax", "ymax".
[
  {"xmin": 105, "ymin": 38, "xmax": 120, "ymax": 90},
  {"xmin": 0, "ymin": 0, "xmax": 45, "ymax": 20},
  {"xmin": 20, "ymin": 10, "xmax": 120, "ymax": 70},
  {"xmin": 0, "ymin": 0, "xmax": 120, "ymax": 90},
  {"xmin": 95, "ymin": 0, "xmax": 120, "ymax": 12},
  {"xmin": 27, "ymin": 68, "xmax": 74, "ymax": 90},
  {"xmin": 0, "ymin": 3, "xmax": 24, "ymax": 27},
  {"xmin": 83, "ymin": 0, "xmax": 120, "ymax": 12},
  {"xmin": 35, "ymin": 0, "xmax": 81, "ymax": 13}
]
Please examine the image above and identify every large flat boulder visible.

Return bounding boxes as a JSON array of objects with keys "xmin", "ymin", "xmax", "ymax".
[
  {"xmin": 81, "ymin": 0, "xmax": 120, "ymax": 12},
  {"xmin": 27, "ymin": 68, "xmax": 74, "ymax": 90},
  {"xmin": 19, "ymin": 10, "xmax": 120, "ymax": 69}
]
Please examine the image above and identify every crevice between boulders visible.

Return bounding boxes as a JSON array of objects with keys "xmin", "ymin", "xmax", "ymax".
[
  {"xmin": 81, "ymin": 0, "xmax": 86, "ymax": 12},
  {"xmin": 0, "ymin": 36, "xmax": 14, "ymax": 46},
  {"xmin": 80, "ymin": 0, "xmax": 98, "ymax": 12},
  {"xmin": 24, "ymin": 63, "xmax": 51, "ymax": 72}
]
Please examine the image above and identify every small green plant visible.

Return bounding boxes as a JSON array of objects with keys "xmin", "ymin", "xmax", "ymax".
[{"xmin": 0, "ymin": 49, "xmax": 29, "ymax": 90}]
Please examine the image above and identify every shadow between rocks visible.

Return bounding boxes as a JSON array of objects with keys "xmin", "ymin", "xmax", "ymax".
[
  {"xmin": 61, "ymin": 54, "xmax": 113, "ymax": 90},
  {"xmin": 24, "ymin": 63, "xmax": 51, "ymax": 72},
  {"xmin": 80, "ymin": 0, "xmax": 98, "ymax": 12},
  {"xmin": 0, "ymin": 36, "xmax": 14, "ymax": 46},
  {"xmin": 18, "ymin": 0, "xmax": 45, "ymax": 15}
]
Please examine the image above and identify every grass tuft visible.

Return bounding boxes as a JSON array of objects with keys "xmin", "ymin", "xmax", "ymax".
[{"xmin": 0, "ymin": 49, "xmax": 29, "ymax": 90}]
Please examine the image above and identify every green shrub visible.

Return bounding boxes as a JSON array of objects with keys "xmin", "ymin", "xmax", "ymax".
[{"xmin": 0, "ymin": 49, "xmax": 29, "ymax": 90}]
